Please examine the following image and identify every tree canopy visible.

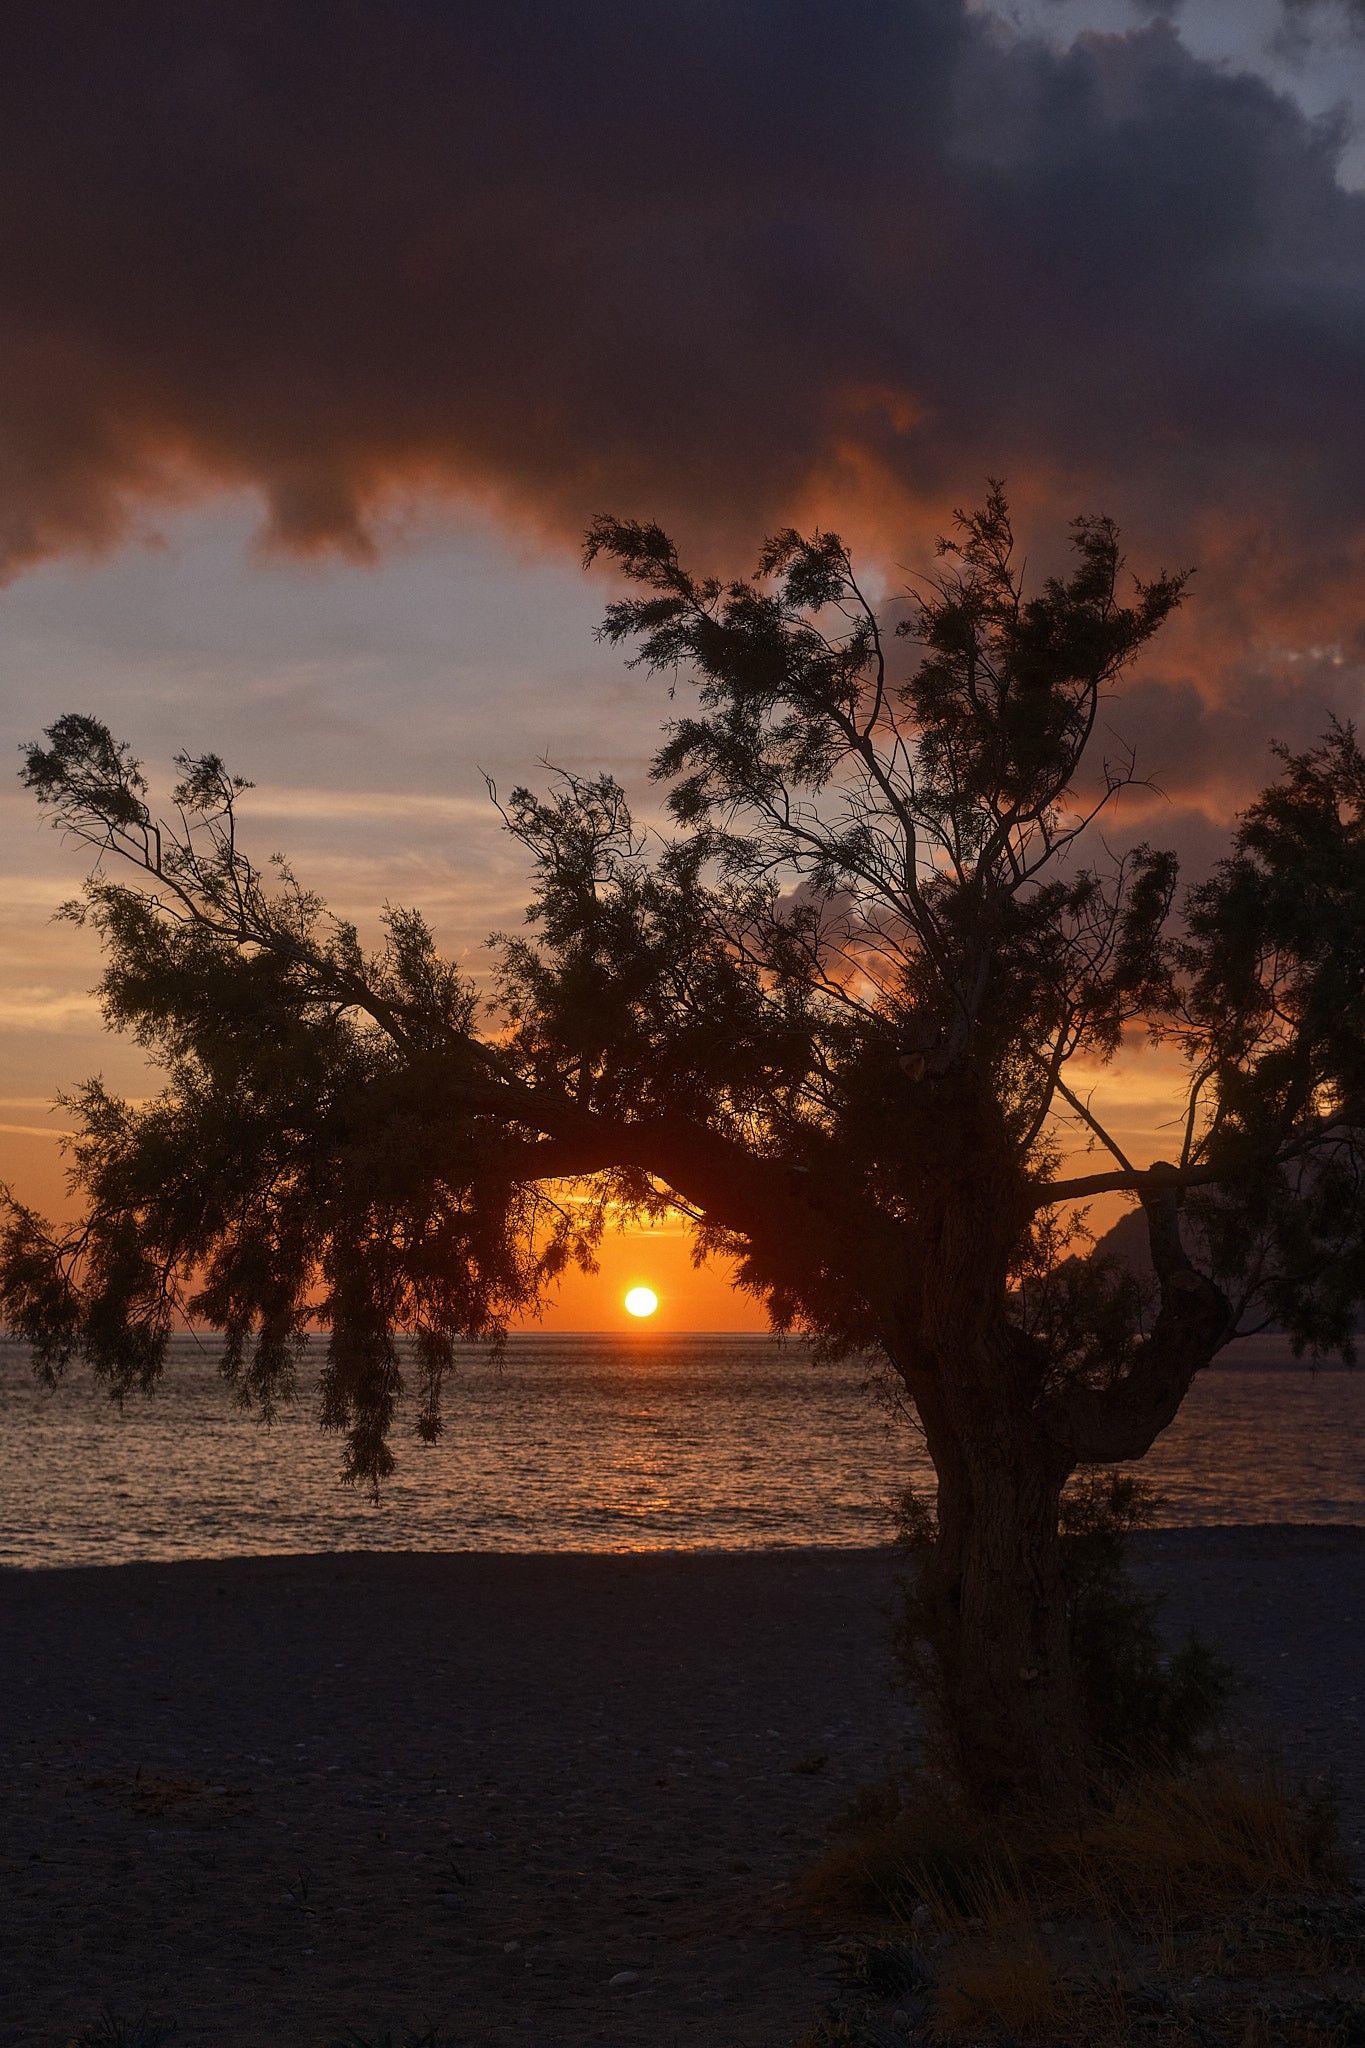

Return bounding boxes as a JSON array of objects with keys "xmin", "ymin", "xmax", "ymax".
[{"xmin": 8, "ymin": 487, "xmax": 1365, "ymax": 1797}]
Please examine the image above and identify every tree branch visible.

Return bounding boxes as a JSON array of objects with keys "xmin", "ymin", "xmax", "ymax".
[
  {"xmin": 1041, "ymin": 1174, "xmax": 1232, "ymax": 1462},
  {"xmin": 1032, "ymin": 1162, "xmax": 1224, "ymax": 1207},
  {"xmin": 1054, "ymin": 1077, "xmax": 1134, "ymax": 1172}
]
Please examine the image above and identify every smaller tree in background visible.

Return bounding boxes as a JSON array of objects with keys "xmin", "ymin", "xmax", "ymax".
[{"xmin": 6, "ymin": 487, "xmax": 1365, "ymax": 1805}]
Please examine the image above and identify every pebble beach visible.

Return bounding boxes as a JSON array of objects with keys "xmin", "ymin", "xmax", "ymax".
[{"xmin": 3, "ymin": 1528, "xmax": 1363, "ymax": 2048}]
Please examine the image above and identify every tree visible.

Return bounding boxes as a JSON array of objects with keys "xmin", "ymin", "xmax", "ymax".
[{"xmin": 7, "ymin": 487, "xmax": 1365, "ymax": 1803}]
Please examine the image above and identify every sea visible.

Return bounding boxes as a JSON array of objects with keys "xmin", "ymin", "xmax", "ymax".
[{"xmin": 1, "ymin": 1331, "xmax": 1361, "ymax": 1569}]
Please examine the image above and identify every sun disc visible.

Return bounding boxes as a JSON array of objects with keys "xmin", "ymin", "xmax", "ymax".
[{"xmin": 624, "ymin": 1286, "xmax": 658, "ymax": 1318}]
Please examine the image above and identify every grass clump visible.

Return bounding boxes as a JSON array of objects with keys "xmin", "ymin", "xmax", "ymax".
[
  {"xmin": 801, "ymin": 1757, "xmax": 1344, "ymax": 1928},
  {"xmin": 66, "ymin": 2016, "xmax": 177, "ymax": 2048},
  {"xmin": 332, "ymin": 2032, "xmax": 451, "ymax": 2048},
  {"xmin": 797, "ymin": 1764, "xmax": 1355, "ymax": 2046},
  {"xmin": 1058, "ymin": 1761, "xmax": 1347, "ymax": 1922}
]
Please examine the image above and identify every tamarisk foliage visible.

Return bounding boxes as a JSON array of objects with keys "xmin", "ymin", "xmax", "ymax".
[{"xmin": 7, "ymin": 489, "xmax": 1365, "ymax": 1799}]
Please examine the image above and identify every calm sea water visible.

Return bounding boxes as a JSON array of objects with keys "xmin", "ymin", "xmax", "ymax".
[{"xmin": 1, "ymin": 1332, "xmax": 1361, "ymax": 1568}]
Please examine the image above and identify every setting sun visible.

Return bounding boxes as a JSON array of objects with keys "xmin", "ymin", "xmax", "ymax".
[{"xmin": 624, "ymin": 1287, "xmax": 658, "ymax": 1318}]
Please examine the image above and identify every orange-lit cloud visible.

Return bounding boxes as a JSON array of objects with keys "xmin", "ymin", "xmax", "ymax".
[{"xmin": 0, "ymin": 7, "xmax": 1360, "ymax": 624}]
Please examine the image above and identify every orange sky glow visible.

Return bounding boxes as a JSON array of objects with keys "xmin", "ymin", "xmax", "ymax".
[
  {"xmin": 3, "ymin": 2, "xmax": 1365, "ymax": 1329},
  {"xmin": 0, "ymin": 493, "xmax": 1355, "ymax": 1330}
]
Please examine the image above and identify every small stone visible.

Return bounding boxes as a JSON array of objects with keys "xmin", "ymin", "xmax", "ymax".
[
  {"xmin": 609, "ymin": 1969, "xmax": 641, "ymax": 1987},
  {"xmin": 910, "ymin": 1902, "xmax": 933, "ymax": 1933},
  {"xmin": 503, "ymin": 1940, "xmax": 520, "ymax": 1953}
]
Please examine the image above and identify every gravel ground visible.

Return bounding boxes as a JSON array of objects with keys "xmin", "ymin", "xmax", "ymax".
[
  {"xmin": 1, "ymin": 1529, "xmax": 1361, "ymax": 2048},
  {"xmin": 1132, "ymin": 1526, "xmax": 1365, "ymax": 1859}
]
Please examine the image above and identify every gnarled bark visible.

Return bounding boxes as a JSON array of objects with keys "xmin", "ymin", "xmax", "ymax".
[
  {"xmin": 909, "ymin": 1360, "xmax": 1079, "ymax": 1804},
  {"xmin": 890, "ymin": 1163, "xmax": 1232, "ymax": 1806}
]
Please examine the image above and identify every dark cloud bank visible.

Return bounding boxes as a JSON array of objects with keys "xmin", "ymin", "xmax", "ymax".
[{"xmin": 2, "ymin": 0, "xmax": 1362, "ymax": 793}]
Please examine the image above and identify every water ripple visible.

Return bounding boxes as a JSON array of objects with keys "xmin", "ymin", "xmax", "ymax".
[{"xmin": 0, "ymin": 1331, "xmax": 1360, "ymax": 1567}]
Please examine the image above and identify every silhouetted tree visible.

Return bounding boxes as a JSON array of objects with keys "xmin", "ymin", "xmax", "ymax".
[{"xmin": 7, "ymin": 488, "xmax": 1365, "ymax": 1802}]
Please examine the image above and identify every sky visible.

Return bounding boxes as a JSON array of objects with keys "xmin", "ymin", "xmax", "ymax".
[{"xmin": 2, "ymin": 0, "xmax": 1363, "ymax": 1328}]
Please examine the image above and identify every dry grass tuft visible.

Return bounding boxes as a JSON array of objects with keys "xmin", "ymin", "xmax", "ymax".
[
  {"xmin": 799, "ymin": 1756, "xmax": 1344, "ymax": 1932},
  {"xmin": 795, "ymin": 1760, "xmax": 1360, "ymax": 2047},
  {"xmin": 802, "ymin": 1818, "xmax": 1002, "ymax": 1925},
  {"xmin": 1052, "ymin": 1763, "xmax": 1346, "ymax": 1923}
]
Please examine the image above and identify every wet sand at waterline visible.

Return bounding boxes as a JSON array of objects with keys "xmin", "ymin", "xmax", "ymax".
[{"xmin": 3, "ymin": 1532, "xmax": 1364, "ymax": 2048}]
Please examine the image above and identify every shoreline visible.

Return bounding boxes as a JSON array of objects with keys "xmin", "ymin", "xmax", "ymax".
[
  {"xmin": 2, "ymin": 1520, "xmax": 1363, "ymax": 1578},
  {"xmin": 4, "ymin": 1535, "xmax": 1363, "ymax": 2045}
]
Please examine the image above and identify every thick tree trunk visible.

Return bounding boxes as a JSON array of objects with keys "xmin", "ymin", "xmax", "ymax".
[
  {"xmin": 909, "ymin": 1369, "xmax": 1080, "ymax": 1806},
  {"xmin": 887, "ymin": 1154, "xmax": 1232, "ymax": 1808},
  {"xmin": 889, "ymin": 1085, "xmax": 1085, "ymax": 1805}
]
